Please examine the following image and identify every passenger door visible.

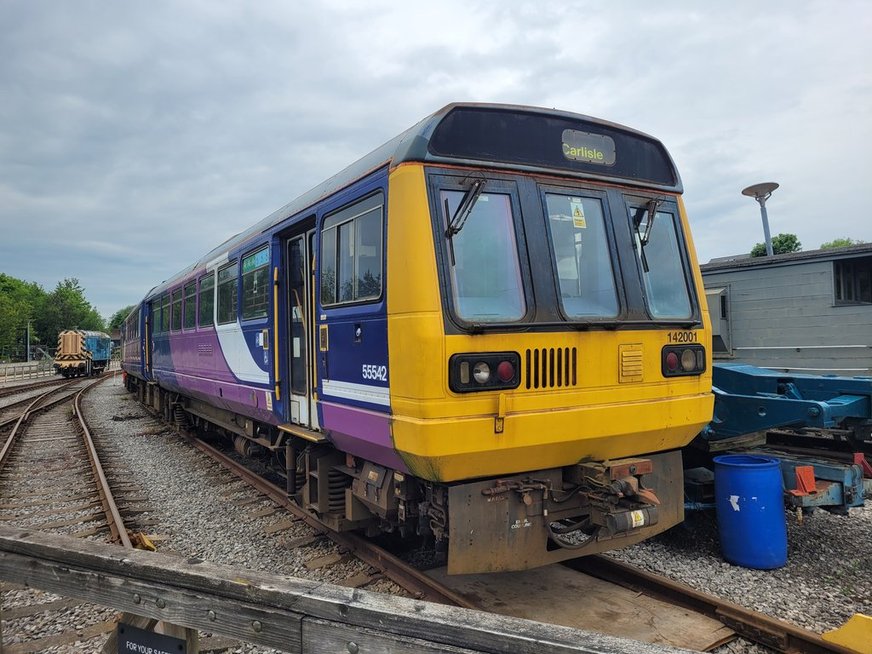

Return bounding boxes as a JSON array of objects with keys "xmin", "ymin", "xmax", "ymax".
[{"xmin": 286, "ymin": 230, "xmax": 318, "ymax": 428}]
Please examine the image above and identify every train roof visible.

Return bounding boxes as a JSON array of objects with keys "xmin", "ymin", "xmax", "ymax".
[
  {"xmin": 147, "ymin": 103, "xmax": 681, "ymax": 298},
  {"xmin": 59, "ymin": 329, "xmax": 111, "ymax": 339}
]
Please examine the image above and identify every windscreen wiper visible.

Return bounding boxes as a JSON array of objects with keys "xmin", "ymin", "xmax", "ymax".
[
  {"xmin": 444, "ymin": 178, "xmax": 486, "ymax": 265},
  {"xmin": 633, "ymin": 198, "xmax": 661, "ymax": 273}
]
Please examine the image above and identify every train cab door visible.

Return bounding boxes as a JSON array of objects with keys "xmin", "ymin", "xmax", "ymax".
[{"xmin": 285, "ymin": 229, "xmax": 319, "ymax": 429}]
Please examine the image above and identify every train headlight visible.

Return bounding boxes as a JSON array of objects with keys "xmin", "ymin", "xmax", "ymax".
[
  {"xmin": 449, "ymin": 352, "xmax": 520, "ymax": 393},
  {"xmin": 680, "ymin": 349, "xmax": 696, "ymax": 370},
  {"xmin": 661, "ymin": 345, "xmax": 706, "ymax": 377}
]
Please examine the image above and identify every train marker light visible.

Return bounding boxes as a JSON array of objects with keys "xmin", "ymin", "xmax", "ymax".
[
  {"xmin": 459, "ymin": 361, "xmax": 470, "ymax": 384},
  {"xmin": 449, "ymin": 352, "xmax": 521, "ymax": 392},
  {"xmin": 497, "ymin": 360, "xmax": 515, "ymax": 383},
  {"xmin": 680, "ymin": 348, "xmax": 696, "ymax": 371},
  {"xmin": 661, "ymin": 344, "xmax": 706, "ymax": 377},
  {"xmin": 473, "ymin": 362, "xmax": 491, "ymax": 384}
]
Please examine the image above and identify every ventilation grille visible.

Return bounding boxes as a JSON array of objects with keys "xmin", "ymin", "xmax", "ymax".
[
  {"xmin": 619, "ymin": 344, "xmax": 644, "ymax": 383},
  {"xmin": 525, "ymin": 347, "xmax": 577, "ymax": 389}
]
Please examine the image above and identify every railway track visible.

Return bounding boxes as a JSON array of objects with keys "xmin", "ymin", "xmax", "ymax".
[
  {"xmin": 0, "ymin": 376, "xmax": 64, "ymax": 400},
  {"xmin": 0, "ymin": 377, "xmax": 84, "ymax": 433},
  {"xmin": 0, "ymin": 375, "xmax": 145, "ymax": 653},
  {"xmin": 184, "ymin": 430, "xmax": 475, "ymax": 608},
  {"xmin": 0, "ymin": 377, "xmax": 70, "ymax": 424},
  {"xmin": 184, "ymin": 428, "xmax": 853, "ymax": 653},
  {"xmin": 568, "ymin": 557, "xmax": 854, "ymax": 654},
  {"xmin": 1, "ymin": 379, "xmax": 855, "ymax": 653}
]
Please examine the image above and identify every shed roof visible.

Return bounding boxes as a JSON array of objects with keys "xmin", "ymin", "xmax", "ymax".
[{"xmin": 701, "ymin": 243, "xmax": 872, "ymax": 274}]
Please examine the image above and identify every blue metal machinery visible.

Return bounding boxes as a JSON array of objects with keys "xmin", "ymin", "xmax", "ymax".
[
  {"xmin": 702, "ymin": 364, "xmax": 872, "ymax": 440},
  {"xmin": 689, "ymin": 363, "xmax": 872, "ymax": 514}
]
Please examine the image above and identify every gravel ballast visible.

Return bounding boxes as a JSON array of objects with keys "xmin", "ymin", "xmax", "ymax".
[{"xmin": 609, "ymin": 478, "xmax": 872, "ymax": 652}]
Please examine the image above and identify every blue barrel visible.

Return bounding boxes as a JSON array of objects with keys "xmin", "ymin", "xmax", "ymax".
[{"xmin": 713, "ymin": 454, "xmax": 787, "ymax": 569}]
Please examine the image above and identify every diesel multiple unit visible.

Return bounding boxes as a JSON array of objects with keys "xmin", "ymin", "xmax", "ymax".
[{"xmin": 122, "ymin": 104, "xmax": 713, "ymax": 573}]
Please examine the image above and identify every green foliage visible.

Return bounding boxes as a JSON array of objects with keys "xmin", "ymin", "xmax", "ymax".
[
  {"xmin": 33, "ymin": 279, "xmax": 105, "ymax": 346},
  {"xmin": 0, "ymin": 274, "xmax": 45, "ymax": 359},
  {"xmin": 750, "ymin": 233, "xmax": 802, "ymax": 257},
  {"xmin": 0, "ymin": 275, "xmax": 105, "ymax": 359},
  {"xmin": 820, "ymin": 237, "xmax": 865, "ymax": 249},
  {"xmin": 108, "ymin": 304, "xmax": 136, "ymax": 331}
]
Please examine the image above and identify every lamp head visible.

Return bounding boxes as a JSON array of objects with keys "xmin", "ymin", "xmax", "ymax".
[{"xmin": 742, "ymin": 182, "xmax": 779, "ymax": 201}]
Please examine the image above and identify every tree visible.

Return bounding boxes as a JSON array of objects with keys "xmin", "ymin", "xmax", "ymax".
[
  {"xmin": 0, "ymin": 274, "xmax": 46, "ymax": 360},
  {"xmin": 750, "ymin": 233, "xmax": 801, "ymax": 257},
  {"xmin": 108, "ymin": 304, "xmax": 136, "ymax": 331},
  {"xmin": 820, "ymin": 237, "xmax": 865, "ymax": 249},
  {"xmin": 33, "ymin": 278, "xmax": 105, "ymax": 347}
]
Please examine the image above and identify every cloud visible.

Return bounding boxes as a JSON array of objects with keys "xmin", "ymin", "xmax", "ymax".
[{"xmin": 1, "ymin": 0, "xmax": 870, "ymax": 318}]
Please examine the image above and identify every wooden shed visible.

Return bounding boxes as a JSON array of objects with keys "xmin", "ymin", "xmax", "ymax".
[{"xmin": 700, "ymin": 243, "xmax": 872, "ymax": 375}]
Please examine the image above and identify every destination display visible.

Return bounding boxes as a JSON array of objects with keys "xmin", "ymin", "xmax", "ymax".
[
  {"xmin": 561, "ymin": 129, "xmax": 616, "ymax": 165},
  {"xmin": 428, "ymin": 106, "xmax": 678, "ymax": 187}
]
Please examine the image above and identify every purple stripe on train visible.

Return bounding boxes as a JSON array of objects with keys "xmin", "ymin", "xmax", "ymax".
[
  {"xmin": 320, "ymin": 401, "xmax": 408, "ymax": 473},
  {"xmin": 152, "ymin": 329, "xmax": 276, "ymax": 424}
]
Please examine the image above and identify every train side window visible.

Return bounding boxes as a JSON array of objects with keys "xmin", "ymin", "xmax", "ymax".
[
  {"xmin": 183, "ymin": 282, "xmax": 196, "ymax": 330},
  {"xmin": 217, "ymin": 262, "xmax": 239, "ymax": 324},
  {"xmin": 241, "ymin": 247, "xmax": 270, "ymax": 320},
  {"xmin": 171, "ymin": 289, "xmax": 183, "ymax": 332},
  {"xmin": 150, "ymin": 301, "xmax": 159, "ymax": 335},
  {"xmin": 160, "ymin": 294, "xmax": 170, "ymax": 333},
  {"xmin": 199, "ymin": 273, "xmax": 215, "ymax": 327},
  {"xmin": 320, "ymin": 228, "xmax": 337, "ymax": 305},
  {"xmin": 320, "ymin": 193, "xmax": 383, "ymax": 306}
]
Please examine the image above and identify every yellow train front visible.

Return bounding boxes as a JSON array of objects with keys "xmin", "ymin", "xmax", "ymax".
[{"xmin": 375, "ymin": 105, "xmax": 713, "ymax": 573}]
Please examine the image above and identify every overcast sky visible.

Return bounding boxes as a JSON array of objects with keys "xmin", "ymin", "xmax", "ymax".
[{"xmin": 2, "ymin": 1, "xmax": 870, "ymax": 319}]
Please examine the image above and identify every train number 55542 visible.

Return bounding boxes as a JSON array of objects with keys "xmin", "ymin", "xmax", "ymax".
[{"xmin": 362, "ymin": 364, "xmax": 388, "ymax": 381}]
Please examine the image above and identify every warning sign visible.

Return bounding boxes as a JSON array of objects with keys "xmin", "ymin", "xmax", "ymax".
[{"xmin": 570, "ymin": 198, "xmax": 587, "ymax": 228}]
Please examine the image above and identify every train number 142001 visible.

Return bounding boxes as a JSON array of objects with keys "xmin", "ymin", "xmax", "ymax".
[
  {"xmin": 667, "ymin": 331, "xmax": 698, "ymax": 344},
  {"xmin": 361, "ymin": 364, "xmax": 388, "ymax": 381}
]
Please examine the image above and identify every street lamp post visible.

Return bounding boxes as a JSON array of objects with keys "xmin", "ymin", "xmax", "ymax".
[{"xmin": 742, "ymin": 182, "xmax": 779, "ymax": 256}]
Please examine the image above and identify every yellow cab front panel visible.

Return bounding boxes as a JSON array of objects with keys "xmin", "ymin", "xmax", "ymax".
[{"xmin": 386, "ymin": 163, "xmax": 713, "ymax": 483}]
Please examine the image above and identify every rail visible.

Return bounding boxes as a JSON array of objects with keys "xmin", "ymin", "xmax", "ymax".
[
  {"xmin": 569, "ymin": 556, "xmax": 854, "ymax": 654},
  {"xmin": 0, "ymin": 526, "xmax": 669, "ymax": 654},
  {"xmin": 0, "ymin": 379, "xmax": 83, "ymax": 461},
  {"xmin": 73, "ymin": 378, "xmax": 132, "ymax": 548},
  {"xmin": 185, "ymin": 432, "xmax": 475, "ymax": 608}
]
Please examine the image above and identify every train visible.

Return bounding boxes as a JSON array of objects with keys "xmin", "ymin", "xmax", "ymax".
[
  {"xmin": 54, "ymin": 330, "xmax": 112, "ymax": 377},
  {"xmin": 122, "ymin": 103, "xmax": 713, "ymax": 574}
]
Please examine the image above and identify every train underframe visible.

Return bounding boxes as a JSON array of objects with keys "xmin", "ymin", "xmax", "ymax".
[
  {"xmin": 55, "ymin": 359, "xmax": 108, "ymax": 377},
  {"xmin": 128, "ymin": 376, "xmax": 685, "ymax": 574}
]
